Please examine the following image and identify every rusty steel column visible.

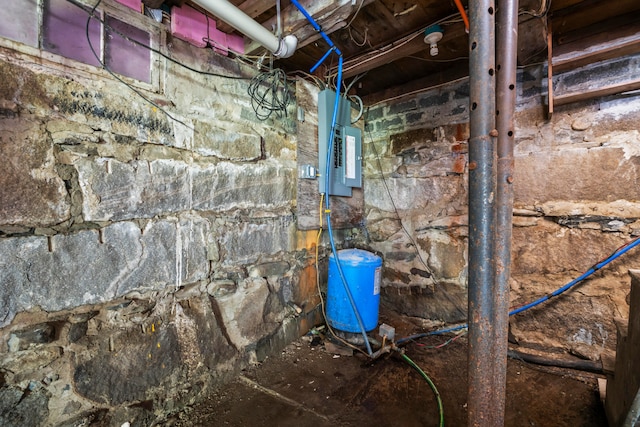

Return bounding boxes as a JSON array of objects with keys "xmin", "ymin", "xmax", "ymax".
[
  {"xmin": 494, "ymin": 0, "xmax": 519, "ymax": 425},
  {"xmin": 467, "ymin": 0, "xmax": 497, "ymax": 425}
]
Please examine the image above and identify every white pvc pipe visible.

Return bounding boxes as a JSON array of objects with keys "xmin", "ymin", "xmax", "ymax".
[{"xmin": 191, "ymin": 0, "xmax": 297, "ymax": 58}]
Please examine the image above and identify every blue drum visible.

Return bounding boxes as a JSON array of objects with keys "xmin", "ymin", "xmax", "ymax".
[{"xmin": 326, "ymin": 249, "xmax": 382, "ymax": 333}]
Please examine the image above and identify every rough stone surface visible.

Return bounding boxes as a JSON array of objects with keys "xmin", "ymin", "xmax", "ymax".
[
  {"xmin": 74, "ymin": 324, "xmax": 181, "ymax": 405},
  {"xmin": 0, "ymin": 384, "xmax": 50, "ymax": 427},
  {"xmin": 0, "ymin": 118, "xmax": 70, "ymax": 226},
  {"xmin": 248, "ymin": 261, "xmax": 291, "ymax": 278},
  {"xmin": 0, "ymin": 219, "xmax": 209, "ymax": 327},
  {"xmin": 515, "ymin": 145, "xmax": 640, "ymax": 204},
  {"xmin": 192, "ymin": 162, "xmax": 295, "ymax": 212},
  {"xmin": 194, "ymin": 120, "xmax": 263, "ymax": 161},
  {"xmin": 365, "ymin": 176, "xmax": 465, "ymax": 213},
  {"xmin": 219, "ymin": 217, "xmax": 296, "ymax": 266},
  {"xmin": 0, "ymin": 31, "xmax": 307, "ymax": 427},
  {"xmin": 212, "ymin": 277, "xmax": 272, "ymax": 349},
  {"xmin": 76, "ymin": 158, "xmax": 191, "ymax": 221},
  {"xmin": 511, "ymin": 221, "xmax": 632, "ymax": 275},
  {"xmin": 418, "ymin": 232, "xmax": 467, "ymax": 281},
  {"xmin": 381, "ymin": 281, "xmax": 467, "ymax": 323},
  {"xmin": 364, "ymin": 59, "xmax": 640, "ymax": 361}
]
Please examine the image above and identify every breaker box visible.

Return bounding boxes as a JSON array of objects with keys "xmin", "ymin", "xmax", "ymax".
[{"xmin": 317, "ymin": 89, "xmax": 362, "ymax": 197}]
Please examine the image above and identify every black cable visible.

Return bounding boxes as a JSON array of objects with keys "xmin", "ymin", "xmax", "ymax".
[
  {"xmin": 507, "ymin": 348, "xmax": 604, "ymax": 374},
  {"xmin": 247, "ymin": 68, "xmax": 291, "ymax": 121},
  {"xmin": 85, "ymin": 0, "xmax": 192, "ymax": 129}
]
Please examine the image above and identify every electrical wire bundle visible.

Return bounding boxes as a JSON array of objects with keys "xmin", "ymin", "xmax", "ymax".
[{"xmin": 247, "ymin": 68, "xmax": 291, "ymax": 121}]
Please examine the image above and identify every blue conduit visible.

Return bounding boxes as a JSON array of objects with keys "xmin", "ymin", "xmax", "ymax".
[
  {"xmin": 290, "ymin": 0, "xmax": 373, "ymax": 356},
  {"xmin": 397, "ymin": 235, "xmax": 640, "ymax": 345}
]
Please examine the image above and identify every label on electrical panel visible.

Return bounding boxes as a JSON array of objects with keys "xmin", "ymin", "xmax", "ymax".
[
  {"xmin": 373, "ymin": 267, "xmax": 381, "ymax": 295},
  {"xmin": 345, "ymin": 134, "xmax": 357, "ymax": 180}
]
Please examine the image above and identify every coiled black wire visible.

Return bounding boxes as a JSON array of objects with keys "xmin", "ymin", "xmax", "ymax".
[{"xmin": 247, "ymin": 68, "xmax": 291, "ymax": 121}]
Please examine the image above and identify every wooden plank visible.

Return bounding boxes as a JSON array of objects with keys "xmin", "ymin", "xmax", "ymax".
[
  {"xmin": 598, "ymin": 378, "xmax": 607, "ymax": 403},
  {"xmin": 216, "ymin": 0, "xmax": 275, "ymax": 33},
  {"xmin": 291, "ymin": 6, "xmax": 353, "ymax": 50},
  {"xmin": 549, "ymin": 0, "xmax": 583, "ymax": 12},
  {"xmin": 341, "ymin": 21, "xmax": 467, "ymax": 79},
  {"xmin": 552, "ymin": 0, "xmax": 640, "ymax": 36},
  {"xmin": 555, "ymin": 11, "xmax": 640, "ymax": 47},
  {"xmin": 555, "ymin": 38, "xmax": 640, "ymax": 74},
  {"xmin": 601, "ymin": 351, "xmax": 617, "ymax": 376},
  {"xmin": 605, "ymin": 270, "xmax": 640, "ymax": 427},
  {"xmin": 244, "ymin": 0, "xmax": 359, "ymax": 54},
  {"xmin": 553, "ymin": 21, "xmax": 640, "ymax": 73},
  {"xmin": 547, "ymin": 18, "xmax": 553, "ymax": 119},
  {"xmin": 362, "ymin": 62, "xmax": 469, "ymax": 106},
  {"xmin": 554, "ymin": 78, "xmax": 640, "ymax": 106},
  {"xmin": 296, "ymin": 20, "xmax": 347, "ymax": 50}
]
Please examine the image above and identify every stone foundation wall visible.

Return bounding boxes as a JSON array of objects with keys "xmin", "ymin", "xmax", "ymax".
[
  {"xmin": 364, "ymin": 54, "xmax": 640, "ymax": 360},
  {"xmin": 0, "ymin": 36, "xmax": 321, "ymax": 426}
]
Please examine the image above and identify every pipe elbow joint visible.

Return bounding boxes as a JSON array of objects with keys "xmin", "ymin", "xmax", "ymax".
[{"xmin": 274, "ymin": 34, "xmax": 298, "ymax": 58}]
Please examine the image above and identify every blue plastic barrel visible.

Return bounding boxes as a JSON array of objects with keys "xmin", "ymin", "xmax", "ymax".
[{"xmin": 326, "ymin": 249, "xmax": 382, "ymax": 333}]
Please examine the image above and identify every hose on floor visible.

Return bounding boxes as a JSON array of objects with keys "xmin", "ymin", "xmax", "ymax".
[{"xmin": 399, "ymin": 351, "xmax": 444, "ymax": 427}]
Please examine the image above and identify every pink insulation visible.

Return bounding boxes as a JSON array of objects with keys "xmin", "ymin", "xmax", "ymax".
[
  {"xmin": 226, "ymin": 33, "xmax": 245, "ymax": 55},
  {"xmin": 114, "ymin": 0, "xmax": 141, "ymax": 12},
  {"xmin": 170, "ymin": 5, "xmax": 245, "ymax": 55},
  {"xmin": 171, "ymin": 5, "xmax": 212, "ymax": 48},
  {"xmin": 207, "ymin": 27, "xmax": 228, "ymax": 54}
]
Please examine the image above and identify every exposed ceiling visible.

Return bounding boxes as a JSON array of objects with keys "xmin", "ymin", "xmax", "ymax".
[{"xmin": 163, "ymin": 0, "xmax": 640, "ymax": 104}]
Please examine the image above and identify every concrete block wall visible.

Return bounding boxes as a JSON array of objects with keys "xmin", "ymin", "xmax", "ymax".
[
  {"xmin": 0, "ymin": 35, "xmax": 319, "ymax": 426},
  {"xmin": 364, "ymin": 54, "xmax": 640, "ymax": 359}
]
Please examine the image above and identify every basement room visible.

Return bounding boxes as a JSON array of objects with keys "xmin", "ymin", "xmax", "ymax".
[{"xmin": 1, "ymin": 0, "xmax": 639, "ymax": 426}]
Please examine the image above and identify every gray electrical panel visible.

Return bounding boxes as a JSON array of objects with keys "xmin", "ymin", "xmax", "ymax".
[
  {"xmin": 317, "ymin": 89, "xmax": 362, "ymax": 197},
  {"xmin": 342, "ymin": 126, "xmax": 362, "ymax": 188}
]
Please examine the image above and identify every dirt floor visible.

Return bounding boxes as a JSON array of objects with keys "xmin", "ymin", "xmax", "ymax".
[{"xmin": 169, "ymin": 310, "xmax": 608, "ymax": 427}]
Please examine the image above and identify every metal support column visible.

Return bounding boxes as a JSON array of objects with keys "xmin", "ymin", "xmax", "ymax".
[
  {"xmin": 494, "ymin": 0, "xmax": 519, "ymax": 425},
  {"xmin": 467, "ymin": 0, "xmax": 497, "ymax": 425}
]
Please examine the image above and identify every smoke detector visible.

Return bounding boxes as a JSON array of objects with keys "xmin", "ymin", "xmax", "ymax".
[{"xmin": 424, "ymin": 25, "xmax": 444, "ymax": 56}]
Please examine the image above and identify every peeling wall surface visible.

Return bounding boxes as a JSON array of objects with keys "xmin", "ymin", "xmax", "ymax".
[
  {"xmin": 364, "ymin": 54, "xmax": 640, "ymax": 361},
  {"xmin": 0, "ymin": 31, "xmax": 322, "ymax": 426}
]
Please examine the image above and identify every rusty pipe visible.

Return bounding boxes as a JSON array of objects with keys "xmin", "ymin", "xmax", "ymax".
[
  {"xmin": 494, "ymin": 0, "xmax": 519, "ymax": 425},
  {"xmin": 467, "ymin": 0, "xmax": 497, "ymax": 425}
]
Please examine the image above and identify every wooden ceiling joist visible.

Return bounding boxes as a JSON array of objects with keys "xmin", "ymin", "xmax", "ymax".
[
  {"xmin": 216, "ymin": 0, "xmax": 275, "ymax": 33},
  {"xmin": 340, "ymin": 21, "xmax": 467, "ymax": 79}
]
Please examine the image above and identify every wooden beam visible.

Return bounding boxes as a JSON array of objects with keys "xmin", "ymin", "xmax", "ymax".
[
  {"xmin": 554, "ymin": 78, "xmax": 640, "ymax": 106},
  {"xmin": 216, "ymin": 0, "xmax": 275, "ymax": 33},
  {"xmin": 244, "ymin": 0, "xmax": 372, "ymax": 55},
  {"xmin": 552, "ymin": 0, "xmax": 640, "ymax": 36},
  {"xmin": 547, "ymin": 18, "xmax": 553, "ymax": 118},
  {"xmin": 297, "ymin": 20, "xmax": 347, "ymax": 50},
  {"xmin": 341, "ymin": 21, "xmax": 467, "ymax": 79},
  {"xmin": 553, "ymin": 21, "xmax": 640, "ymax": 73},
  {"xmin": 291, "ymin": 7, "xmax": 353, "ymax": 50},
  {"xmin": 362, "ymin": 62, "xmax": 469, "ymax": 106}
]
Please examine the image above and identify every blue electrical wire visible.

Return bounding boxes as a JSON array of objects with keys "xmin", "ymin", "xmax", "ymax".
[
  {"xmin": 396, "ymin": 235, "xmax": 640, "ymax": 345},
  {"xmin": 290, "ymin": 0, "xmax": 373, "ymax": 356}
]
